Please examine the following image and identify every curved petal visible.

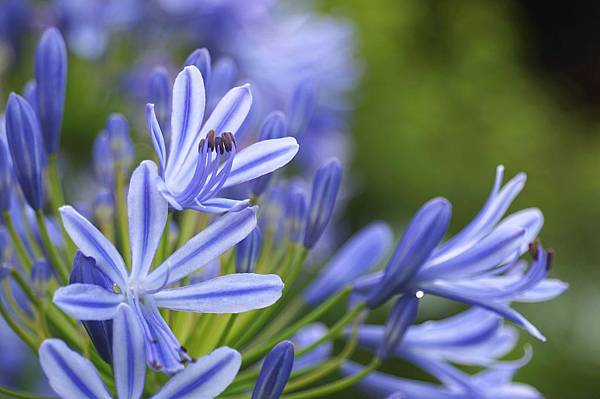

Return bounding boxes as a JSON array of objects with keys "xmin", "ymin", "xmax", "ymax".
[
  {"xmin": 190, "ymin": 197, "xmax": 247, "ymax": 214},
  {"xmin": 222, "ymin": 137, "xmax": 299, "ymax": 188},
  {"xmin": 166, "ymin": 66, "xmax": 206, "ymax": 184},
  {"xmin": 60, "ymin": 205, "xmax": 128, "ymax": 289},
  {"xmin": 53, "ymin": 284, "xmax": 123, "ymax": 321},
  {"xmin": 513, "ymin": 279, "xmax": 568, "ymax": 303},
  {"xmin": 152, "ymin": 347, "xmax": 241, "ymax": 399},
  {"xmin": 113, "ymin": 304, "xmax": 146, "ymax": 399},
  {"xmin": 39, "ymin": 339, "xmax": 111, "ymax": 399},
  {"xmin": 153, "ymin": 273, "xmax": 283, "ymax": 313},
  {"xmin": 200, "ymin": 84, "xmax": 252, "ymax": 138},
  {"xmin": 129, "ymin": 161, "xmax": 168, "ymax": 280},
  {"xmin": 146, "ymin": 103, "xmax": 167, "ymax": 173},
  {"xmin": 145, "ymin": 206, "xmax": 257, "ymax": 289}
]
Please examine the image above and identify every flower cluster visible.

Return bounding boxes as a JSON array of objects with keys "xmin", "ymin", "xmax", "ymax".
[{"xmin": 0, "ymin": 5, "xmax": 566, "ymax": 399}]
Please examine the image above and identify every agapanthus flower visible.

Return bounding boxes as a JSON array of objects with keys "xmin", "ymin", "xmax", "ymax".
[
  {"xmin": 354, "ymin": 167, "xmax": 567, "ymax": 340},
  {"xmin": 53, "ymin": 161, "xmax": 284, "ymax": 372},
  {"xmin": 146, "ymin": 65, "xmax": 299, "ymax": 213},
  {"xmin": 345, "ymin": 309, "xmax": 541, "ymax": 399},
  {"xmin": 40, "ymin": 304, "xmax": 242, "ymax": 399}
]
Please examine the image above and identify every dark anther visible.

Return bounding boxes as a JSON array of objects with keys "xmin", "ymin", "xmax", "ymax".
[
  {"xmin": 546, "ymin": 249, "xmax": 555, "ymax": 271},
  {"xmin": 198, "ymin": 138, "xmax": 205, "ymax": 152},
  {"xmin": 152, "ymin": 360, "xmax": 161, "ymax": 370},
  {"xmin": 190, "ymin": 358, "xmax": 197, "ymax": 363},
  {"xmin": 528, "ymin": 239, "xmax": 539, "ymax": 261},
  {"xmin": 151, "ymin": 339, "xmax": 158, "ymax": 344},
  {"xmin": 215, "ymin": 136, "xmax": 224, "ymax": 154},
  {"xmin": 207, "ymin": 130, "xmax": 216, "ymax": 151},
  {"xmin": 222, "ymin": 132, "xmax": 235, "ymax": 152},
  {"xmin": 180, "ymin": 346, "xmax": 188, "ymax": 353}
]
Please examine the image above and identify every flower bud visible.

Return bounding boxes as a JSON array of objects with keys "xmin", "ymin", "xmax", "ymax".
[
  {"xmin": 303, "ymin": 159, "xmax": 342, "ymax": 248},
  {"xmin": 35, "ymin": 27, "xmax": 67, "ymax": 154},
  {"xmin": 377, "ymin": 293, "xmax": 420, "ymax": 360},
  {"xmin": 287, "ymin": 81, "xmax": 316, "ymax": 137},
  {"xmin": 5, "ymin": 93, "xmax": 46, "ymax": 210},
  {"xmin": 252, "ymin": 341, "xmax": 295, "ymax": 399},
  {"xmin": 236, "ymin": 227, "xmax": 262, "ymax": 273},
  {"xmin": 148, "ymin": 67, "xmax": 172, "ymax": 135}
]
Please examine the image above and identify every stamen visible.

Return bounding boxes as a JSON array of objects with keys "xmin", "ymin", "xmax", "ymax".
[
  {"xmin": 528, "ymin": 239, "xmax": 539, "ymax": 261},
  {"xmin": 546, "ymin": 249, "xmax": 554, "ymax": 271}
]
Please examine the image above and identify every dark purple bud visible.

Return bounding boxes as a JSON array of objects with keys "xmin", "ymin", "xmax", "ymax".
[
  {"xmin": 236, "ymin": 227, "xmax": 262, "ymax": 273},
  {"xmin": 5, "ymin": 93, "xmax": 46, "ymax": 210},
  {"xmin": 252, "ymin": 341, "xmax": 295, "ymax": 399},
  {"xmin": 287, "ymin": 186, "xmax": 307, "ymax": 244},
  {"xmin": 70, "ymin": 251, "xmax": 114, "ymax": 364},
  {"xmin": 367, "ymin": 198, "xmax": 451, "ymax": 309},
  {"xmin": 377, "ymin": 293, "xmax": 420, "ymax": 359},
  {"xmin": 35, "ymin": 27, "xmax": 67, "ymax": 154},
  {"xmin": 303, "ymin": 159, "xmax": 342, "ymax": 248}
]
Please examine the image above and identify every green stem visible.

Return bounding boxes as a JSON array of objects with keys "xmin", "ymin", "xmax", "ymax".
[
  {"xmin": 0, "ymin": 298, "xmax": 39, "ymax": 352},
  {"xmin": 280, "ymin": 357, "xmax": 380, "ymax": 399},
  {"xmin": 0, "ymin": 385, "xmax": 54, "ymax": 399},
  {"xmin": 115, "ymin": 169, "xmax": 131, "ymax": 268},
  {"xmin": 296, "ymin": 303, "xmax": 365, "ymax": 358},
  {"xmin": 48, "ymin": 154, "xmax": 76, "ymax": 257},
  {"xmin": 34, "ymin": 210, "xmax": 70, "ymax": 284},
  {"xmin": 215, "ymin": 314, "xmax": 238, "ymax": 349},
  {"xmin": 2, "ymin": 212, "xmax": 33, "ymax": 272},
  {"xmin": 284, "ymin": 315, "xmax": 361, "ymax": 393},
  {"xmin": 241, "ymin": 287, "xmax": 352, "ymax": 367},
  {"xmin": 2, "ymin": 280, "xmax": 36, "ymax": 332}
]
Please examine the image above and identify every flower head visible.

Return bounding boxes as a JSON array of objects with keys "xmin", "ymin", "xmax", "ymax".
[
  {"xmin": 54, "ymin": 161, "xmax": 284, "ymax": 372},
  {"xmin": 147, "ymin": 65, "xmax": 299, "ymax": 213}
]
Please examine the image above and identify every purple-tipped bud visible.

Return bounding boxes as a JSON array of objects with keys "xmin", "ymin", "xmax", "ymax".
[
  {"xmin": 105, "ymin": 113, "xmax": 134, "ymax": 171},
  {"xmin": 184, "ymin": 48, "xmax": 211, "ymax": 82},
  {"xmin": 287, "ymin": 81, "xmax": 316, "ymax": 137},
  {"xmin": 236, "ymin": 226, "xmax": 262, "ymax": 273},
  {"xmin": 35, "ymin": 27, "xmax": 67, "ymax": 154},
  {"xmin": 250, "ymin": 111, "xmax": 288, "ymax": 196},
  {"xmin": 377, "ymin": 293, "xmax": 420, "ymax": 360},
  {"xmin": 304, "ymin": 222, "xmax": 393, "ymax": 306},
  {"xmin": 287, "ymin": 187, "xmax": 307, "ymax": 244},
  {"xmin": 252, "ymin": 341, "xmax": 295, "ymax": 399},
  {"xmin": 69, "ymin": 251, "xmax": 114, "ymax": 363},
  {"xmin": 5, "ymin": 93, "xmax": 46, "ymax": 210},
  {"xmin": 303, "ymin": 159, "xmax": 342, "ymax": 248},
  {"xmin": 0, "ymin": 139, "xmax": 14, "ymax": 211},
  {"xmin": 148, "ymin": 67, "xmax": 172, "ymax": 135},
  {"xmin": 367, "ymin": 198, "xmax": 451, "ymax": 309}
]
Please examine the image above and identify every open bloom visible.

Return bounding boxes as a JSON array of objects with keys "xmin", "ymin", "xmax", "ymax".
[
  {"xmin": 40, "ymin": 304, "xmax": 242, "ymax": 399},
  {"xmin": 54, "ymin": 161, "xmax": 284, "ymax": 373},
  {"xmin": 355, "ymin": 167, "xmax": 567, "ymax": 340},
  {"xmin": 345, "ymin": 309, "xmax": 542, "ymax": 399},
  {"xmin": 146, "ymin": 65, "xmax": 299, "ymax": 213}
]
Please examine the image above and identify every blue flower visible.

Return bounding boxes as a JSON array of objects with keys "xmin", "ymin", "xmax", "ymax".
[
  {"xmin": 345, "ymin": 309, "xmax": 542, "ymax": 399},
  {"xmin": 146, "ymin": 66, "xmax": 299, "ymax": 213},
  {"xmin": 354, "ymin": 167, "xmax": 567, "ymax": 340},
  {"xmin": 34, "ymin": 27, "xmax": 67, "ymax": 155},
  {"xmin": 53, "ymin": 161, "xmax": 284, "ymax": 372},
  {"xmin": 40, "ymin": 304, "xmax": 242, "ymax": 399},
  {"xmin": 4, "ymin": 93, "xmax": 46, "ymax": 210}
]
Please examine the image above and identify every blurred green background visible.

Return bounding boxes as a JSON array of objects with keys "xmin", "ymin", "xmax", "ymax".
[{"xmin": 3, "ymin": 0, "xmax": 600, "ymax": 397}]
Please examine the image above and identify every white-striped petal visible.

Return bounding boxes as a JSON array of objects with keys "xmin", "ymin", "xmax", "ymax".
[
  {"xmin": 113, "ymin": 304, "xmax": 146, "ymax": 399},
  {"xmin": 53, "ymin": 284, "xmax": 123, "ymax": 320}
]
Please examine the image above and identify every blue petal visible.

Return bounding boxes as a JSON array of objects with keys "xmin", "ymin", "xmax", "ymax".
[
  {"xmin": 113, "ymin": 304, "xmax": 146, "ymax": 399},
  {"xmin": 190, "ymin": 197, "xmax": 247, "ymax": 214},
  {"xmin": 129, "ymin": 161, "xmax": 168, "ymax": 280},
  {"xmin": 146, "ymin": 104, "xmax": 167, "ymax": 173},
  {"xmin": 148, "ymin": 67, "xmax": 172, "ymax": 137},
  {"xmin": 53, "ymin": 283, "xmax": 123, "ymax": 320},
  {"xmin": 513, "ymin": 279, "xmax": 568, "ymax": 303},
  {"xmin": 166, "ymin": 66, "xmax": 206, "ymax": 186},
  {"xmin": 367, "ymin": 198, "xmax": 451, "ymax": 309},
  {"xmin": 378, "ymin": 294, "xmax": 420, "ymax": 359},
  {"xmin": 184, "ymin": 48, "xmax": 211, "ymax": 82},
  {"xmin": 304, "ymin": 221, "xmax": 393, "ymax": 306},
  {"xmin": 153, "ymin": 273, "xmax": 283, "ymax": 313},
  {"xmin": 151, "ymin": 347, "xmax": 241, "ymax": 399},
  {"xmin": 39, "ymin": 339, "xmax": 111, "ymax": 399},
  {"xmin": 252, "ymin": 341, "xmax": 295, "ymax": 399},
  {"xmin": 201, "ymin": 83, "xmax": 252, "ymax": 138},
  {"xmin": 145, "ymin": 206, "xmax": 257, "ymax": 289},
  {"xmin": 417, "ymin": 225, "xmax": 526, "ymax": 281},
  {"xmin": 223, "ymin": 137, "xmax": 299, "ymax": 189},
  {"xmin": 292, "ymin": 323, "xmax": 332, "ymax": 371},
  {"xmin": 60, "ymin": 205, "xmax": 128, "ymax": 289}
]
